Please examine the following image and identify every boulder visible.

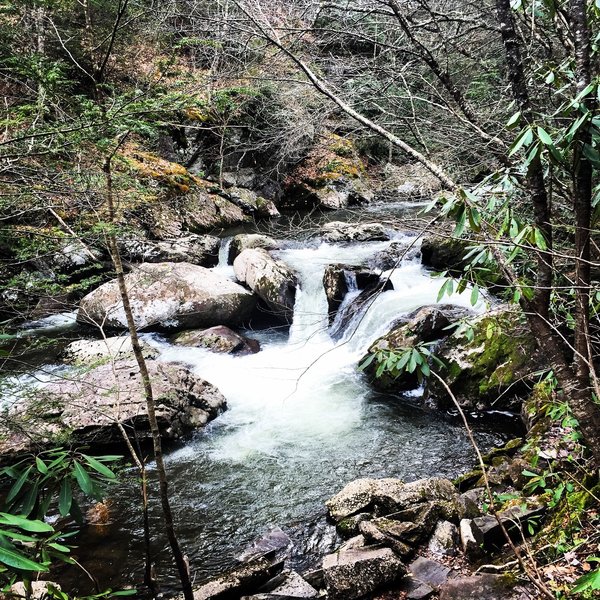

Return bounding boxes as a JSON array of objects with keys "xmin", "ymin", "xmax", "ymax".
[
  {"xmin": 322, "ymin": 547, "xmax": 405, "ymax": 600},
  {"xmin": 189, "ymin": 556, "xmax": 284, "ymax": 600},
  {"xmin": 228, "ymin": 234, "xmax": 279, "ymax": 264},
  {"xmin": 376, "ymin": 162, "xmax": 442, "ymax": 200},
  {"xmin": 326, "ymin": 477, "xmax": 458, "ymax": 522},
  {"xmin": 225, "ymin": 187, "xmax": 280, "ymax": 219},
  {"xmin": 370, "ymin": 239, "xmax": 421, "ymax": 270},
  {"xmin": 323, "ymin": 265, "xmax": 390, "ymax": 324},
  {"xmin": 428, "ymin": 520, "xmax": 459, "ymax": 556},
  {"xmin": 438, "ymin": 574, "xmax": 532, "ymax": 599},
  {"xmin": 233, "ymin": 249, "xmax": 297, "ymax": 322},
  {"xmin": 239, "ymin": 527, "xmax": 293, "ymax": 563},
  {"xmin": 251, "ymin": 570, "xmax": 318, "ymax": 598},
  {"xmin": 77, "ymin": 262, "xmax": 256, "ymax": 331},
  {"xmin": 61, "ymin": 336, "xmax": 159, "ymax": 365},
  {"xmin": 420, "ymin": 235, "xmax": 471, "ymax": 274},
  {"xmin": 426, "ymin": 308, "xmax": 540, "ymax": 411},
  {"xmin": 321, "ymin": 222, "xmax": 390, "ymax": 243},
  {"xmin": 361, "ymin": 305, "xmax": 470, "ymax": 392},
  {"xmin": 6, "ymin": 582, "xmax": 62, "ymax": 600},
  {"xmin": 0, "ymin": 360, "xmax": 226, "ymax": 457},
  {"xmin": 171, "ymin": 326, "xmax": 260, "ymax": 355},
  {"xmin": 119, "ymin": 234, "xmax": 220, "ymax": 267}
]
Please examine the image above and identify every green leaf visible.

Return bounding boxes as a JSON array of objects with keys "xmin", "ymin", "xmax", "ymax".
[
  {"xmin": 545, "ymin": 71, "xmax": 555, "ymax": 85},
  {"xmin": 0, "ymin": 546, "xmax": 49, "ymax": 572},
  {"xmin": 470, "ymin": 284, "xmax": 479, "ymax": 306},
  {"xmin": 508, "ymin": 126, "xmax": 533, "ymax": 157},
  {"xmin": 506, "ymin": 111, "xmax": 521, "ymax": 128},
  {"xmin": 35, "ymin": 457, "xmax": 48, "ymax": 475},
  {"xmin": 58, "ymin": 479, "xmax": 72, "ymax": 517},
  {"xmin": 73, "ymin": 461, "xmax": 94, "ymax": 496},
  {"xmin": 0, "ymin": 530, "xmax": 37, "ymax": 543},
  {"xmin": 82, "ymin": 455, "xmax": 117, "ymax": 479},
  {"xmin": 534, "ymin": 228, "xmax": 547, "ymax": 250},
  {"xmin": 111, "ymin": 591, "xmax": 138, "ymax": 597},
  {"xmin": 571, "ymin": 568, "xmax": 600, "ymax": 593},
  {"xmin": 6, "ymin": 467, "xmax": 32, "ymax": 504},
  {"xmin": 537, "ymin": 126, "xmax": 552, "ymax": 145},
  {"xmin": 20, "ymin": 481, "xmax": 39, "ymax": 517},
  {"xmin": 0, "ymin": 514, "xmax": 53, "ymax": 533}
]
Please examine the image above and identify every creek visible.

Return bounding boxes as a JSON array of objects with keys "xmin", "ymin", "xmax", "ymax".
[{"xmin": 50, "ymin": 210, "xmax": 512, "ymax": 595}]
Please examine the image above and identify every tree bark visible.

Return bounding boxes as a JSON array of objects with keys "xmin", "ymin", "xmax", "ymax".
[{"xmin": 103, "ymin": 154, "xmax": 194, "ymax": 600}]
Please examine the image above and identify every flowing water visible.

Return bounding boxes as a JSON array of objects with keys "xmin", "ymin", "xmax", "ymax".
[{"xmin": 55, "ymin": 234, "xmax": 511, "ymax": 594}]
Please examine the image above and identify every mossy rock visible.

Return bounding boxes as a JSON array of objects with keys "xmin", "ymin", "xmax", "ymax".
[{"xmin": 426, "ymin": 308, "xmax": 540, "ymax": 412}]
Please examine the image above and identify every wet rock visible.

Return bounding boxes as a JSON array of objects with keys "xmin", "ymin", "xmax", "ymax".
[
  {"xmin": 0, "ymin": 360, "xmax": 226, "ymax": 457},
  {"xmin": 323, "ymin": 265, "xmax": 390, "ymax": 325},
  {"xmin": 361, "ymin": 304, "xmax": 470, "ymax": 392},
  {"xmin": 428, "ymin": 520, "xmax": 459, "ymax": 556},
  {"xmin": 77, "ymin": 262, "xmax": 256, "ymax": 331},
  {"xmin": 322, "ymin": 546, "xmax": 405, "ymax": 600},
  {"xmin": 228, "ymin": 234, "xmax": 279, "ymax": 264},
  {"xmin": 253, "ymin": 570, "xmax": 318, "ymax": 598},
  {"xmin": 233, "ymin": 249, "xmax": 297, "ymax": 323},
  {"xmin": 171, "ymin": 326, "xmax": 260, "ymax": 355},
  {"xmin": 420, "ymin": 235, "xmax": 471, "ymax": 274},
  {"xmin": 337, "ymin": 513, "xmax": 372, "ymax": 537},
  {"xmin": 61, "ymin": 336, "xmax": 158, "ymax": 365},
  {"xmin": 189, "ymin": 556, "xmax": 284, "ymax": 600},
  {"xmin": 221, "ymin": 169, "xmax": 257, "ymax": 189},
  {"xmin": 426, "ymin": 308, "xmax": 540, "ymax": 411},
  {"xmin": 370, "ymin": 239, "xmax": 421, "ymax": 270},
  {"xmin": 34, "ymin": 240, "xmax": 103, "ymax": 275},
  {"xmin": 438, "ymin": 574, "xmax": 531, "ymax": 599},
  {"xmin": 119, "ymin": 234, "xmax": 220, "ymax": 266},
  {"xmin": 321, "ymin": 221, "xmax": 391, "ymax": 243},
  {"xmin": 358, "ymin": 520, "xmax": 413, "ymax": 557},
  {"xmin": 326, "ymin": 477, "xmax": 458, "ymax": 522},
  {"xmin": 224, "ymin": 187, "xmax": 280, "ymax": 219},
  {"xmin": 239, "ymin": 527, "xmax": 293, "ymax": 563}
]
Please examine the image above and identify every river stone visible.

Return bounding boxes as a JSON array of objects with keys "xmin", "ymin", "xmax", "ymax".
[
  {"xmin": 239, "ymin": 527, "xmax": 293, "ymax": 563},
  {"xmin": 119, "ymin": 234, "xmax": 220, "ymax": 266},
  {"xmin": 77, "ymin": 262, "xmax": 256, "ymax": 331},
  {"xmin": 171, "ymin": 326, "xmax": 260, "ymax": 355},
  {"xmin": 426, "ymin": 307, "xmax": 539, "ymax": 411},
  {"xmin": 321, "ymin": 221, "xmax": 391, "ymax": 243},
  {"xmin": 420, "ymin": 235, "xmax": 472, "ymax": 274},
  {"xmin": 228, "ymin": 234, "xmax": 279, "ymax": 264},
  {"xmin": 370, "ymin": 239, "xmax": 421, "ymax": 270},
  {"xmin": 0, "ymin": 360, "xmax": 226, "ymax": 457},
  {"xmin": 253, "ymin": 570, "xmax": 318, "ymax": 598},
  {"xmin": 233, "ymin": 249, "xmax": 297, "ymax": 322},
  {"xmin": 428, "ymin": 520, "xmax": 459, "ymax": 556},
  {"xmin": 7, "ymin": 581, "xmax": 62, "ymax": 600},
  {"xmin": 322, "ymin": 547, "xmax": 406, "ymax": 600},
  {"xmin": 226, "ymin": 187, "xmax": 280, "ymax": 219},
  {"xmin": 61, "ymin": 336, "xmax": 158, "ymax": 365},
  {"xmin": 189, "ymin": 556, "xmax": 284, "ymax": 600},
  {"xmin": 327, "ymin": 477, "xmax": 458, "ymax": 521},
  {"xmin": 438, "ymin": 574, "xmax": 532, "ymax": 599}
]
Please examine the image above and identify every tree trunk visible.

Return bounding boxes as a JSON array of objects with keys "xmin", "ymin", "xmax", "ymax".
[{"xmin": 103, "ymin": 154, "xmax": 194, "ymax": 599}]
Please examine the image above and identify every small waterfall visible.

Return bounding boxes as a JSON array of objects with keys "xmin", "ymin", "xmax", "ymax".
[{"xmin": 213, "ymin": 237, "xmax": 235, "ymax": 280}]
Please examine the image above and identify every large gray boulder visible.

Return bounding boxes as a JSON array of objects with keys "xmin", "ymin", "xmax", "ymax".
[
  {"xmin": 228, "ymin": 234, "xmax": 279, "ymax": 264},
  {"xmin": 322, "ymin": 547, "xmax": 405, "ymax": 600},
  {"xmin": 119, "ymin": 234, "xmax": 220, "ymax": 266},
  {"xmin": 77, "ymin": 262, "xmax": 256, "ymax": 330},
  {"xmin": 171, "ymin": 326, "xmax": 260, "ymax": 355},
  {"xmin": 0, "ymin": 360, "xmax": 226, "ymax": 457},
  {"xmin": 233, "ymin": 249, "xmax": 297, "ymax": 322},
  {"xmin": 61, "ymin": 336, "xmax": 158, "ymax": 365},
  {"xmin": 326, "ymin": 477, "xmax": 459, "ymax": 522}
]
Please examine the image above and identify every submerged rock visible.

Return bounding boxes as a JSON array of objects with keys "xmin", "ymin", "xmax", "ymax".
[
  {"xmin": 233, "ymin": 249, "xmax": 297, "ymax": 322},
  {"xmin": 322, "ymin": 546, "xmax": 405, "ymax": 600},
  {"xmin": 0, "ymin": 359, "xmax": 226, "ymax": 457},
  {"xmin": 171, "ymin": 326, "xmax": 260, "ymax": 355},
  {"xmin": 77, "ymin": 262, "xmax": 256, "ymax": 331},
  {"xmin": 61, "ymin": 336, "xmax": 158, "ymax": 365}
]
